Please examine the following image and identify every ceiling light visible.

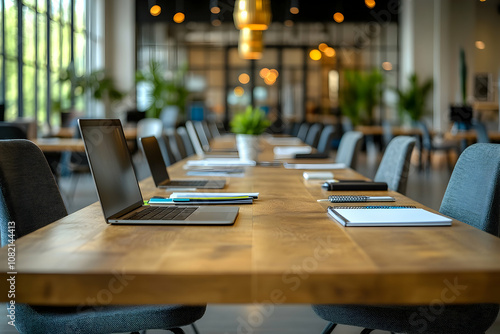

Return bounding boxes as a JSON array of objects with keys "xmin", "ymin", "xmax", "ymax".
[
  {"xmin": 318, "ymin": 43, "xmax": 328, "ymax": 52},
  {"xmin": 210, "ymin": 0, "xmax": 221, "ymax": 14},
  {"xmin": 324, "ymin": 47, "xmax": 336, "ymax": 57},
  {"xmin": 149, "ymin": 4, "xmax": 161, "ymax": 16},
  {"xmin": 365, "ymin": 0, "xmax": 376, "ymax": 9},
  {"xmin": 382, "ymin": 61, "xmax": 392, "ymax": 71},
  {"xmin": 333, "ymin": 12, "xmax": 344, "ymax": 23},
  {"xmin": 284, "ymin": 19, "xmax": 294, "ymax": 27},
  {"xmin": 173, "ymin": 12, "xmax": 185, "ymax": 23},
  {"xmin": 239, "ymin": 28, "xmax": 263, "ymax": 59},
  {"xmin": 309, "ymin": 49, "xmax": 322, "ymax": 61},
  {"xmin": 475, "ymin": 41, "xmax": 486, "ymax": 49},
  {"xmin": 234, "ymin": 0, "xmax": 272, "ymax": 30},
  {"xmin": 290, "ymin": 0, "xmax": 299, "ymax": 14}
]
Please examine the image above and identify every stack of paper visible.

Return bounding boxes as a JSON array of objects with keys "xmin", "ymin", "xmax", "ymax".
[
  {"xmin": 274, "ymin": 146, "xmax": 312, "ymax": 159},
  {"xmin": 149, "ymin": 192, "xmax": 259, "ymax": 205},
  {"xmin": 266, "ymin": 137, "xmax": 303, "ymax": 145},
  {"xmin": 186, "ymin": 159, "xmax": 257, "ymax": 167},
  {"xmin": 284, "ymin": 163, "xmax": 346, "ymax": 170}
]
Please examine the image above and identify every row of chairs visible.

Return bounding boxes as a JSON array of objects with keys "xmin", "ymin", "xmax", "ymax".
[{"xmin": 135, "ymin": 119, "xmax": 223, "ymax": 166}]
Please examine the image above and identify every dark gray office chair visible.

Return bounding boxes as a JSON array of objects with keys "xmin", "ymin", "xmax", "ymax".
[
  {"xmin": 335, "ymin": 131, "xmax": 363, "ymax": 170},
  {"xmin": 316, "ymin": 125, "xmax": 336, "ymax": 155},
  {"xmin": 472, "ymin": 119, "xmax": 490, "ymax": 143},
  {"xmin": 373, "ymin": 136, "xmax": 416, "ymax": 195},
  {"xmin": 0, "ymin": 140, "xmax": 206, "ymax": 334},
  {"xmin": 305, "ymin": 123, "xmax": 323, "ymax": 148},
  {"xmin": 418, "ymin": 121, "xmax": 460, "ymax": 171},
  {"xmin": 296, "ymin": 123, "xmax": 310, "ymax": 142},
  {"xmin": 313, "ymin": 143, "xmax": 500, "ymax": 334},
  {"xmin": 177, "ymin": 126, "xmax": 195, "ymax": 157},
  {"xmin": 192, "ymin": 121, "xmax": 211, "ymax": 151},
  {"xmin": 0, "ymin": 122, "xmax": 27, "ymax": 139}
]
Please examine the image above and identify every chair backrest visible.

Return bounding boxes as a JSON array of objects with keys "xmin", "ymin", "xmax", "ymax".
[
  {"xmin": 472, "ymin": 120, "xmax": 490, "ymax": 143},
  {"xmin": 177, "ymin": 126, "xmax": 195, "ymax": 157},
  {"xmin": 208, "ymin": 121, "xmax": 220, "ymax": 138},
  {"xmin": 305, "ymin": 123, "xmax": 323, "ymax": 148},
  {"xmin": 374, "ymin": 136, "xmax": 416, "ymax": 195},
  {"xmin": 137, "ymin": 118, "xmax": 163, "ymax": 147},
  {"xmin": 166, "ymin": 129, "xmax": 187, "ymax": 160},
  {"xmin": 0, "ymin": 140, "xmax": 67, "ymax": 247},
  {"xmin": 202, "ymin": 121, "xmax": 213, "ymax": 141},
  {"xmin": 0, "ymin": 123, "xmax": 27, "ymax": 139},
  {"xmin": 296, "ymin": 123, "xmax": 310, "ymax": 142},
  {"xmin": 439, "ymin": 143, "xmax": 500, "ymax": 236},
  {"xmin": 159, "ymin": 134, "xmax": 178, "ymax": 166},
  {"xmin": 185, "ymin": 120, "xmax": 206, "ymax": 156},
  {"xmin": 159, "ymin": 106, "xmax": 179, "ymax": 130},
  {"xmin": 335, "ymin": 131, "xmax": 363, "ymax": 169},
  {"xmin": 316, "ymin": 125, "xmax": 335, "ymax": 154},
  {"xmin": 418, "ymin": 121, "xmax": 432, "ymax": 150},
  {"xmin": 381, "ymin": 120, "xmax": 394, "ymax": 149},
  {"xmin": 290, "ymin": 122, "xmax": 302, "ymax": 137},
  {"xmin": 193, "ymin": 121, "xmax": 211, "ymax": 151}
]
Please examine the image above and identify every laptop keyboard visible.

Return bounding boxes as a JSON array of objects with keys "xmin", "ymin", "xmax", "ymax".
[
  {"xmin": 168, "ymin": 180, "xmax": 209, "ymax": 187},
  {"xmin": 125, "ymin": 206, "xmax": 198, "ymax": 221}
]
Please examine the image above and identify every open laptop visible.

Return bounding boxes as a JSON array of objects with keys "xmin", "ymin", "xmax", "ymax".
[
  {"xmin": 140, "ymin": 136, "xmax": 226, "ymax": 189},
  {"xmin": 79, "ymin": 119, "xmax": 238, "ymax": 225}
]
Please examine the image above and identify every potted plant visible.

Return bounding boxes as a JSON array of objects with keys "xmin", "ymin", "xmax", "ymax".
[
  {"xmin": 136, "ymin": 61, "xmax": 189, "ymax": 121},
  {"xmin": 230, "ymin": 106, "xmax": 271, "ymax": 161},
  {"xmin": 340, "ymin": 69, "xmax": 383, "ymax": 126},
  {"xmin": 395, "ymin": 73, "xmax": 433, "ymax": 126}
]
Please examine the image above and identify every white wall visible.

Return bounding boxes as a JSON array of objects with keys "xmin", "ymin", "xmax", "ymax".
[{"xmin": 104, "ymin": 0, "xmax": 136, "ymax": 118}]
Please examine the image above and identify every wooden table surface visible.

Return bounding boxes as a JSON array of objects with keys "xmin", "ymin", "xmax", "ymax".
[
  {"xmin": 1, "ymin": 139, "xmax": 500, "ymax": 306},
  {"xmin": 54, "ymin": 126, "xmax": 138, "ymax": 140}
]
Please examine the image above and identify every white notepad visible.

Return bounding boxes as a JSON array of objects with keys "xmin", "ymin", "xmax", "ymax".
[
  {"xmin": 284, "ymin": 163, "xmax": 346, "ymax": 170},
  {"xmin": 327, "ymin": 208, "xmax": 452, "ymax": 227},
  {"xmin": 274, "ymin": 146, "xmax": 312, "ymax": 159},
  {"xmin": 186, "ymin": 159, "xmax": 257, "ymax": 167}
]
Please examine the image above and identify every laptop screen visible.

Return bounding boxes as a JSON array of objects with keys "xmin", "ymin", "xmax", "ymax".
[
  {"xmin": 140, "ymin": 136, "xmax": 170, "ymax": 187},
  {"xmin": 79, "ymin": 119, "xmax": 143, "ymax": 220}
]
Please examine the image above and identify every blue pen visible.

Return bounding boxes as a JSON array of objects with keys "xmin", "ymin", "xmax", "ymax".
[{"xmin": 149, "ymin": 198, "xmax": 190, "ymax": 203}]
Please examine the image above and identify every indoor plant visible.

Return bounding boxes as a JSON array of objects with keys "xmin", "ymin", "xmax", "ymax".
[
  {"xmin": 230, "ymin": 106, "xmax": 271, "ymax": 161},
  {"xmin": 340, "ymin": 69, "xmax": 383, "ymax": 126},
  {"xmin": 395, "ymin": 73, "xmax": 433, "ymax": 125},
  {"xmin": 135, "ymin": 61, "xmax": 189, "ymax": 120}
]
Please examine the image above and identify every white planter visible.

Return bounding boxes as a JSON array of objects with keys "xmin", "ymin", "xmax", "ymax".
[{"xmin": 236, "ymin": 134, "xmax": 260, "ymax": 162}]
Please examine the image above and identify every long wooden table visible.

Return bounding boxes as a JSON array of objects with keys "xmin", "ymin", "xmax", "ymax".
[{"xmin": 1, "ymin": 139, "xmax": 500, "ymax": 306}]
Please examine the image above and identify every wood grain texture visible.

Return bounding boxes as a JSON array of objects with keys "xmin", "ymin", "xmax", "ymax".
[{"xmin": 1, "ymin": 138, "xmax": 500, "ymax": 305}]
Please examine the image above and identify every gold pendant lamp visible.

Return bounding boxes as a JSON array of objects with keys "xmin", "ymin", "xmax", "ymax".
[
  {"xmin": 233, "ymin": 0, "xmax": 272, "ymax": 31},
  {"xmin": 238, "ymin": 28, "xmax": 263, "ymax": 59}
]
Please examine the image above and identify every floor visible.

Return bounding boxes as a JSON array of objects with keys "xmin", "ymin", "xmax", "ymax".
[{"xmin": 2, "ymin": 149, "xmax": 499, "ymax": 334}]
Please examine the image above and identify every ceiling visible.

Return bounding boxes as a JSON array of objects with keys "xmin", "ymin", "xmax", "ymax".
[{"xmin": 136, "ymin": 0, "xmax": 399, "ymax": 24}]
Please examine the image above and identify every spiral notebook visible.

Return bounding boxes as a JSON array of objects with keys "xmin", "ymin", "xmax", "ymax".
[{"xmin": 327, "ymin": 207, "xmax": 452, "ymax": 227}]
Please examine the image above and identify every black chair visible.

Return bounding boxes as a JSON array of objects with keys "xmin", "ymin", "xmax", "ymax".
[
  {"xmin": 0, "ymin": 140, "xmax": 206, "ymax": 334},
  {"xmin": 177, "ymin": 126, "xmax": 195, "ymax": 157},
  {"xmin": 316, "ymin": 125, "xmax": 336, "ymax": 155},
  {"xmin": 305, "ymin": 123, "xmax": 323, "ymax": 148},
  {"xmin": 418, "ymin": 121, "xmax": 460, "ymax": 171},
  {"xmin": 373, "ymin": 136, "xmax": 416, "ymax": 195},
  {"xmin": 0, "ymin": 122, "xmax": 27, "ymax": 139},
  {"xmin": 335, "ymin": 131, "xmax": 363, "ymax": 170},
  {"xmin": 312, "ymin": 143, "xmax": 500, "ymax": 334}
]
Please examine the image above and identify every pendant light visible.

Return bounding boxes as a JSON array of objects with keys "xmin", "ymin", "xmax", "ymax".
[
  {"xmin": 238, "ymin": 28, "xmax": 263, "ymax": 59},
  {"xmin": 233, "ymin": 0, "xmax": 272, "ymax": 31}
]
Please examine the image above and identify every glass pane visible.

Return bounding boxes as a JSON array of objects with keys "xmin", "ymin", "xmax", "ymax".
[
  {"xmin": 23, "ymin": 7, "xmax": 36, "ymax": 64},
  {"xmin": 5, "ymin": 60, "xmax": 18, "ymax": 120},
  {"xmin": 37, "ymin": 13, "xmax": 47, "ymax": 66},
  {"xmin": 38, "ymin": 0, "xmax": 47, "ymax": 13},
  {"xmin": 0, "ymin": 1, "xmax": 3, "ymax": 53},
  {"xmin": 74, "ymin": 0, "xmax": 85, "ymax": 29},
  {"xmin": 61, "ymin": 23, "xmax": 71, "ymax": 68},
  {"xmin": 23, "ymin": 65, "xmax": 36, "ymax": 118},
  {"xmin": 61, "ymin": 0, "xmax": 71, "ymax": 23},
  {"xmin": 50, "ymin": 23, "xmax": 60, "ymax": 70},
  {"xmin": 23, "ymin": 0, "xmax": 36, "ymax": 8},
  {"xmin": 50, "ymin": 0, "xmax": 59, "ymax": 20},
  {"xmin": 37, "ymin": 67, "xmax": 47, "ymax": 126},
  {"xmin": 0, "ymin": 56, "xmax": 3, "ymax": 103},
  {"xmin": 74, "ymin": 32, "xmax": 85, "ymax": 75},
  {"xmin": 5, "ymin": 0, "xmax": 17, "ymax": 57}
]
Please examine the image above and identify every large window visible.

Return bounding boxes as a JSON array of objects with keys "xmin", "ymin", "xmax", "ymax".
[{"xmin": 0, "ymin": 0, "xmax": 90, "ymax": 128}]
